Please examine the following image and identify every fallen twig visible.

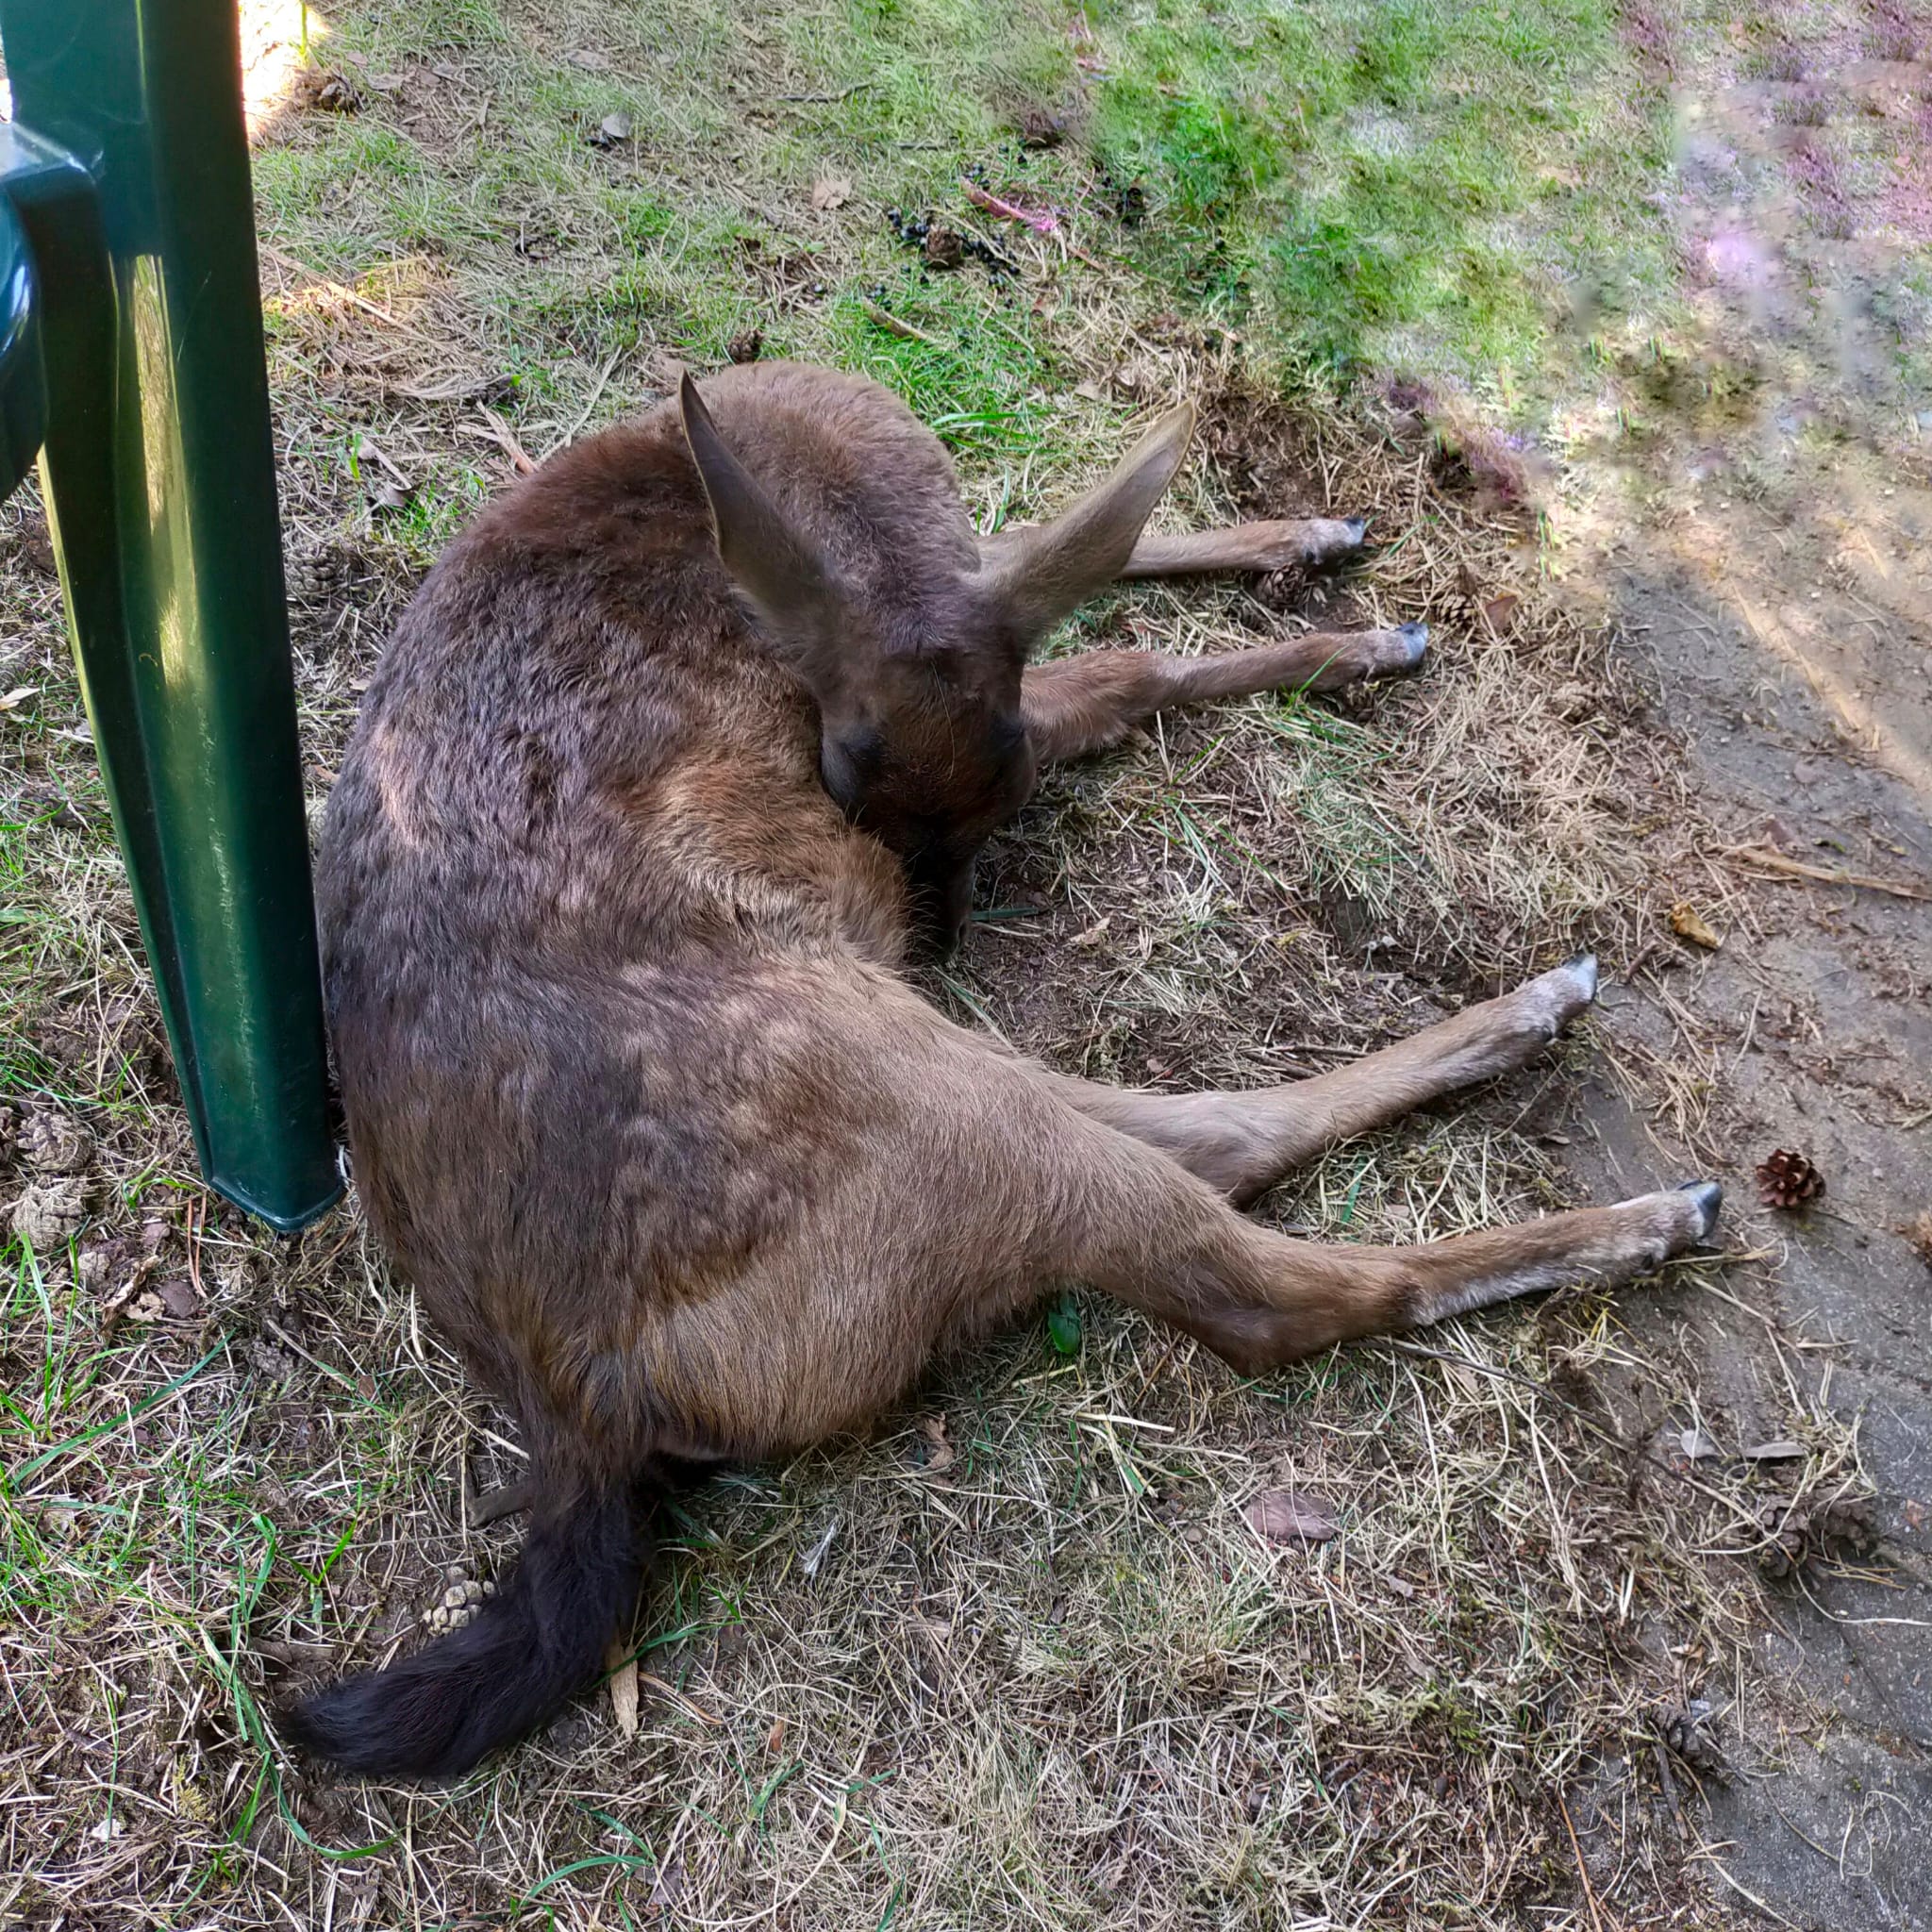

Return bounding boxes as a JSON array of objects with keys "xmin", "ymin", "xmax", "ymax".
[
  {"xmin": 467, "ymin": 1474, "xmax": 539, "ymax": 1527},
  {"xmin": 858, "ymin": 297, "xmax": 944, "ymax": 347},
  {"xmin": 258, "ymin": 242, "xmax": 432, "ymax": 339},
  {"xmin": 959, "ymin": 178, "xmax": 1104, "ymax": 267},
  {"xmin": 774, "ymin": 82, "xmax": 874, "ymax": 103},
  {"xmin": 1554, "ymin": 1786, "xmax": 1607, "ymax": 1932},
  {"xmin": 1721, "ymin": 844, "xmax": 1931, "ymax": 901},
  {"xmin": 547, "ymin": 347, "xmax": 625, "ymax": 456},
  {"xmin": 638, "ymin": 1670, "xmax": 723, "ymax": 1728},
  {"xmin": 458, "ymin": 408, "xmax": 537, "ymax": 475}
]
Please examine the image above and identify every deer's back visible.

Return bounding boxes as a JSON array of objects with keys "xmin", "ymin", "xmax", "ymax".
[{"xmin": 317, "ymin": 365, "xmax": 965, "ymax": 1435}]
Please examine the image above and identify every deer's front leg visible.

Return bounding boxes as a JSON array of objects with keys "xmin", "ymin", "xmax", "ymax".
[{"xmin": 1021, "ymin": 624, "xmax": 1427, "ymax": 763}]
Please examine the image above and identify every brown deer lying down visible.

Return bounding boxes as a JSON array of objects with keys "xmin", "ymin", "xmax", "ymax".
[{"xmin": 285, "ymin": 361, "xmax": 1722, "ymax": 1778}]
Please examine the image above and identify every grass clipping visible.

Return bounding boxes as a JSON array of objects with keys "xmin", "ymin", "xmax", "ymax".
[{"xmin": 0, "ymin": 365, "xmax": 1780, "ymax": 1930}]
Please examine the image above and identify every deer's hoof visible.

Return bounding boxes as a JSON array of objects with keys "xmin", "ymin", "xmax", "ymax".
[
  {"xmin": 1561, "ymin": 951, "xmax": 1599, "ymax": 1003},
  {"xmin": 1674, "ymin": 1179, "xmax": 1724, "ymax": 1241},
  {"xmin": 1524, "ymin": 952, "xmax": 1597, "ymax": 1034},
  {"xmin": 1393, "ymin": 621, "xmax": 1428, "ymax": 667},
  {"xmin": 1343, "ymin": 516, "xmax": 1370, "ymax": 546}
]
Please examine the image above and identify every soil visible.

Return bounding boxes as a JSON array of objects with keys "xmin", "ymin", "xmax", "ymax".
[
  {"xmin": 1511, "ymin": 16, "xmax": 1932, "ymax": 1913},
  {"xmin": 1568, "ymin": 544, "xmax": 1932, "ymax": 1930}
]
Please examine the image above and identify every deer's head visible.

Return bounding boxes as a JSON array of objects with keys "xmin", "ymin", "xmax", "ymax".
[{"xmin": 679, "ymin": 374, "xmax": 1193, "ymax": 950}]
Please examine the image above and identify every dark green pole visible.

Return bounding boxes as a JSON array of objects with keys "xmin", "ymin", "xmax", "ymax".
[{"xmin": 0, "ymin": 0, "xmax": 341, "ymax": 1229}]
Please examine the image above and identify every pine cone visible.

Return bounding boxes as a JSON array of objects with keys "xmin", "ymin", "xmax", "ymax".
[
  {"xmin": 725, "ymin": 328, "xmax": 763, "ymax": 365},
  {"xmin": 1755, "ymin": 1498, "xmax": 1807, "ymax": 1579},
  {"xmin": 291, "ymin": 65, "xmax": 360, "ymax": 113},
  {"xmin": 17, "ymin": 1106, "xmax": 92, "ymax": 1177},
  {"xmin": 1756, "ymin": 1148, "xmax": 1824, "ymax": 1209},
  {"xmin": 923, "ymin": 226, "xmax": 966, "ymax": 271},
  {"xmin": 1755, "ymin": 1489, "xmax": 1878, "ymax": 1576},
  {"xmin": 1013, "ymin": 106, "xmax": 1069, "ymax": 149},
  {"xmin": 1657, "ymin": 1699, "xmax": 1729, "ymax": 1783},
  {"xmin": 10, "ymin": 1176, "xmax": 90, "ymax": 1251},
  {"xmin": 1814, "ymin": 1493, "xmax": 1879, "ymax": 1559}
]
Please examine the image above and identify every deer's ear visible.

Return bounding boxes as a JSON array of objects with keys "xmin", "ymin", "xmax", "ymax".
[
  {"xmin": 980, "ymin": 402, "xmax": 1195, "ymax": 640},
  {"xmin": 679, "ymin": 375, "xmax": 848, "ymax": 696}
]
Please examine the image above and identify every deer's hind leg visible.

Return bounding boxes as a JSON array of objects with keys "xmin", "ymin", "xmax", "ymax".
[
  {"xmin": 622, "ymin": 971, "xmax": 1718, "ymax": 1451},
  {"xmin": 1120, "ymin": 518, "xmax": 1368, "ymax": 579},
  {"xmin": 1044, "ymin": 955, "xmax": 1603, "ymax": 1205}
]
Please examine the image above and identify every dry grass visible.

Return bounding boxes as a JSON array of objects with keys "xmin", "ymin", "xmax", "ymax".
[{"xmin": 0, "ymin": 1, "xmax": 1850, "ymax": 1925}]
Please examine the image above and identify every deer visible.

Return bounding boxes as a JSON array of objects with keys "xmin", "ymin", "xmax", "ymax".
[{"xmin": 284, "ymin": 361, "xmax": 1723, "ymax": 1778}]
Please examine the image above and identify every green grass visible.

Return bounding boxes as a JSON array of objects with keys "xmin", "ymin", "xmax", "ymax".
[
  {"xmin": 248, "ymin": 0, "xmax": 1677, "ymax": 458},
  {"xmin": 1082, "ymin": 0, "xmax": 1674, "ymax": 388}
]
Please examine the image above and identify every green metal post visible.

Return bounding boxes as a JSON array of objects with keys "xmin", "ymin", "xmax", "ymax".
[{"xmin": 0, "ymin": 0, "xmax": 341, "ymax": 1229}]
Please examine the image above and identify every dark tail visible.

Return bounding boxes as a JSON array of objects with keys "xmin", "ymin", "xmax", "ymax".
[{"xmin": 280, "ymin": 1482, "xmax": 642, "ymax": 1779}]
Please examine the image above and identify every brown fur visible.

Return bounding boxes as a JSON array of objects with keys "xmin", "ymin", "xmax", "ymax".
[{"xmin": 293, "ymin": 362, "xmax": 1720, "ymax": 1776}]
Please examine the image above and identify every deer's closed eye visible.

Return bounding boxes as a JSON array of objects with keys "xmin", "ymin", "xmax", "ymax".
[{"xmin": 820, "ymin": 728, "xmax": 882, "ymax": 816}]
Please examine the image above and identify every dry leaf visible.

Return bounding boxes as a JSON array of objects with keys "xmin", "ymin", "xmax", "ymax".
[
  {"xmin": 915, "ymin": 1413, "xmax": 955, "ymax": 1473},
  {"xmin": 1669, "ymin": 902, "xmax": 1724, "ymax": 949},
  {"xmin": 0, "ymin": 686, "xmax": 37, "ymax": 712},
  {"xmin": 1479, "ymin": 590, "xmax": 1522, "ymax": 633},
  {"xmin": 800, "ymin": 1513, "xmax": 841, "ymax": 1575},
  {"xmin": 595, "ymin": 110, "xmax": 633, "ymax": 145},
  {"xmin": 810, "ymin": 175, "xmax": 852, "ymax": 211},
  {"xmin": 356, "ymin": 435, "xmax": 413, "ymax": 511},
  {"xmin": 606, "ymin": 1638, "xmax": 640, "ymax": 1739},
  {"xmin": 155, "ymin": 1277, "xmax": 201, "ymax": 1320},
  {"xmin": 765, "ymin": 1716, "xmax": 787, "ymax": 1754},
  {"xmin": 1740, "ymin": 1439, "xmax": 1806, "ymax": 1460},
  {"xmin": 1678, "ymin": 1426, "xmax": 1722, "ymax": 1460},
  {"xmin": 1244, "ymin": 1489, "xmax": 1337, "ymax": 1544},
  {"xmin": 567, "ymin": 48, "xmax": 610, "ymax": 69},
  {"xmin": 649, "ymin": 1856, "xmax": 685, "ymax": 1911}
]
